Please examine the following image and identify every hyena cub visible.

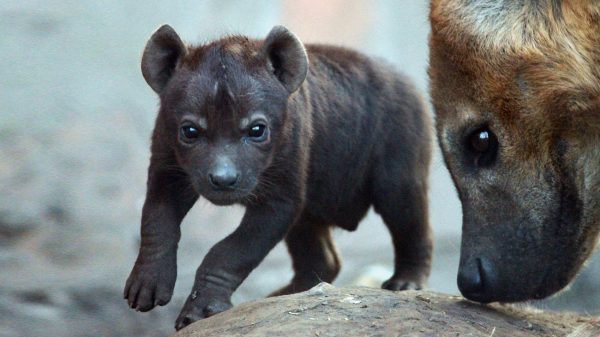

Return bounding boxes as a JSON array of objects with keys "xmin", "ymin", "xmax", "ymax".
[{"xmin": 124, "ymin": 25, "xmax": 432, "ymax": 330}]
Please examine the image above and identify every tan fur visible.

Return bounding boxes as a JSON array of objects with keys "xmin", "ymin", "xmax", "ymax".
[
  {"xmin": 223, "ymin": 41, "xmax": 245, "ymax": 56},
  {"xmin": 430, "ymin": 0, "xmax": 599, "ymax": 168},
  {"xmin": 431, "ymin": 0, "xmax": 600, "ymax": 125}
]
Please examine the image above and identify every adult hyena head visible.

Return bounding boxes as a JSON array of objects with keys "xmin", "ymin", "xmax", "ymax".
[{"xmin": 429, "ymin": 0, "xmax": 600, "ymax": 303}]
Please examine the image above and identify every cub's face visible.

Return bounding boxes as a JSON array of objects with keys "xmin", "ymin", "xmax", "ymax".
[
  {"xmin": 142, "ymin": 26, "xmax": 308, "ymax": 205},
  {"xmin": 164, "ymin": 65, "xmax": 286, "ymax": 205},
  {"xmin": 429, "ymin": 0, "xmax": 600, "ymax": 303}
]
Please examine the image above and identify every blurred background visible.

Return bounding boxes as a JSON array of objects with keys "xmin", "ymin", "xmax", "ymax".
[{"xmin": 1, "ymin": 1, "xmax": 598, "ymax": 336}]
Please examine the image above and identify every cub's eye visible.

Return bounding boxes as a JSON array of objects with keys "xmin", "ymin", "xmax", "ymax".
[
  {"xmin": 247, "ymin": 124, "xmax": 268, "ymax": 142},
  {"xmin": 180, "ymin": 125, "xmax": 200, "ymax": 142},
  {"xmin": 466, "ymin": 128, "xmax": 498, "ymax": 167}
]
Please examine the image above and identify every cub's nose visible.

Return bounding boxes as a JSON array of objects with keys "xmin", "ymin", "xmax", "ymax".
[
  {"xmin": 458, "ymin": 257, "xmax": 494, "ymax": 303},
  {"xmin": 208, "ymin": 169, "xmax": 239, "ymax": 189}
]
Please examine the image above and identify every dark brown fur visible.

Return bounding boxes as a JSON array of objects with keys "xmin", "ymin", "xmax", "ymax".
[
  {"xmin": 429, "ymin": 0, "xmax": 600, "ymax": 303},
  {"xmin": 124, "ymin": 25, "xmax": 432, "ymax": 330}
]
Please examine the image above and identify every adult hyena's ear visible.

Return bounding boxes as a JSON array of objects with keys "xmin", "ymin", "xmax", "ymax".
[
  {"xmin": 262, "ymin": 26, "xmax": 308, "ymax": 94},
  {"xmin": 141, "ymin": 25, "xmax": 186, "ymax": 94}
]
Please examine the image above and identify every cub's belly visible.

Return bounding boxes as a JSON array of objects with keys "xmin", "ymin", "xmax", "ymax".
[{"xmin": 303, "ymin": 190, "xmax": 371, "ymax": 231}]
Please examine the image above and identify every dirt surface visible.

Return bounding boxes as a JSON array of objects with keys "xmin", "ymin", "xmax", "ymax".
[{"xmin": 174, "ymin": 283, "xmax": 599, "ymax": 337}]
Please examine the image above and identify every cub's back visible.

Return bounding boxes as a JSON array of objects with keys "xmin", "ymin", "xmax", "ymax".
[{"xmin": 298, "ymin": 44, "xmax": 429, "ymax": 227}]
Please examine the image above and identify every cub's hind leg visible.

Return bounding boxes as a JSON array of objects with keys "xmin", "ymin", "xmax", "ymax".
[
  {"xmin": 270, "ymin": 220, "xmax": 341, "ymax": 296},
  {"xmin": 372, "ymin": 162, "xmax": 433, "ymax": 291}
]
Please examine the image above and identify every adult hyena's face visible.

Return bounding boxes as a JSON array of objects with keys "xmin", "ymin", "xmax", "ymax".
[
  {"xmin": 431, "ymin": 98, "xmax": 586, "ymax": 303},
  {"xmin": 429, "ymin": 0, "xmax": 600, "ymax": 303}
]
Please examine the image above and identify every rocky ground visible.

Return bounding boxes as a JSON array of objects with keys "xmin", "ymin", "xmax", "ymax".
[
  {"xmin": 174, "ymin": 283, "xmax": 600, "ymax": 337},
  {"xmin": 1, "ymin": 1, "xmax": 598, "ymax": 337}
]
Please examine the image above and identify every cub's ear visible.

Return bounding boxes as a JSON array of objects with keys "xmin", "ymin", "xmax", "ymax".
[
  {"xmin": 263, "ymin": 26, "xmax": 308, "ymax": 94},
  {"xmin": 141, "ymin": 25, "xmax": 186, "ymax": 94}
]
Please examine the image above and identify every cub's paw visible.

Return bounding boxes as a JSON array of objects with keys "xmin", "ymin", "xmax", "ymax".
[
  {"xmin": 382, "ymin": 272, "xmax": 428, "ymax": 291},
  {"xmin": 174, "ymin": 291, "xmax": 232, "ymax": 330},
  {"xmin": 382, "ymin": 278, "xmax": 424, "ymax": 291},
  {"xmin": 123, "ymin": 257, "xmax": 176, "ymax": 312}
]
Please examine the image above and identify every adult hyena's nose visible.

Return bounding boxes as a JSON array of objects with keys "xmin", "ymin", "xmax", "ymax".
[{"xmin": 457, "ymin": 257, "xmax": 495, "ymax": 303}]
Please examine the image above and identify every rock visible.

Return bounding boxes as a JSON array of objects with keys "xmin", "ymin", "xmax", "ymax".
[{"xmin": 173, "ymin": 283, "xmax": 599, "ymax": 337}]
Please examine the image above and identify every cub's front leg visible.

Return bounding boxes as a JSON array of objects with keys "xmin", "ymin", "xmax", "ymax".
[
  {"xmin": 124, "ymin": 166, "xmax": 198, "ymax": 312},
  {"xmin": 174, "ymin": 199, "xmax": 296, "ymax": 330}
]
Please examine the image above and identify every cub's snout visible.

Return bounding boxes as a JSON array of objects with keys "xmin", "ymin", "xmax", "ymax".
[{"xmin": 207, "ymin": 157, "xmax": 240, "ymax": 190}]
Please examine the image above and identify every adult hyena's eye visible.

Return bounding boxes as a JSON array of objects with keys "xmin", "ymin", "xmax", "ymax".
[
  {"xmin": 470, "ymin": 130, "xmax": 490, "ymax": 152},
  {"xmin": 466, "ymin": 128, "xmax": 498, "ymax": 167}
]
